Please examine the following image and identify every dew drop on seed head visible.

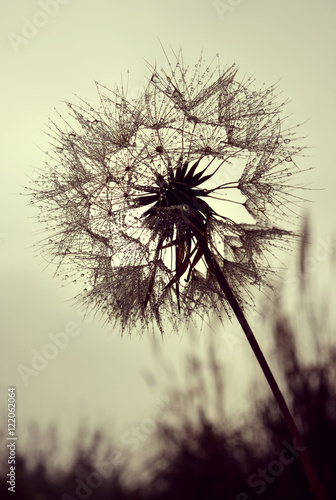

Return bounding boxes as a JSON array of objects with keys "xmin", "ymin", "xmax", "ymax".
[
  {"xmin": 48, "ymin": 239, "xmax": 53, "ymax": 243},
  {"xmin": 285, "ymin": 156, "xmax": 292, "ymax": 162},
  {"xmin": 284, "ymin": 139, "xmax": 291, "ymax": 144}
]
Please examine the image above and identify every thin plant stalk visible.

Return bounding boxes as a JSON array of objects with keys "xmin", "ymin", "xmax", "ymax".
[
  {"xmin": 198, "ymin": 234, "xmax": 328, "ymax": 500},
  {"xmin": 29, "ymin": 49, "xmax": 329, "ymax": 499}
]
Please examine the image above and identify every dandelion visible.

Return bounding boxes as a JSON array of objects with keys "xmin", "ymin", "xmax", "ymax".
[
  {"xmin": 30, "ymin": 52, "xmax": 303, "ymax": 333},
  {"xmin": 28, "ymin": 49, "xmax": 327, "ymax": 498}
]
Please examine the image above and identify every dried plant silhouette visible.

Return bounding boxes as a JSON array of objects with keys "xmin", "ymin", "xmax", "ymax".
[
  {"xmin": 28, "ymin": 49, "xmax": 327, "ymax": 498},
  {"xmin": 142, "ymin": 259, "xmax": 336, "ymax": 500},
  {"xmin": 2, "ymin": 234, "xmax": 336, "ymax": 499}
]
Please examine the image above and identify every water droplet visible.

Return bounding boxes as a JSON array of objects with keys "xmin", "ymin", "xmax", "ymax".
[
  {"xmin": 65, "ymin": 275, "xmax": 69, "ymax": 279},
  {"xmin": 287, "ymin": 172, "xmax": 292, "ymax": 176},
  {"xmin": 151, "ymin": 74, "xmax": 160, "ymax": 83},
  {"xmin": 73, "ymin": 280, "xmax": 77, "ymax": 283},
  {"xmin": 285, "ymin": 156, "xmax": 292, "ymax": 162},
  {"xmin": 284, "ymin": 139, "xmax": 291, "ymax": 144},
  {"xmin": 84, "ymin": 288, "xmax": 87, "ymax": 292},
  {"xmin": 48, "ymin": 239, "xmax": 53, "ymax": 243}
]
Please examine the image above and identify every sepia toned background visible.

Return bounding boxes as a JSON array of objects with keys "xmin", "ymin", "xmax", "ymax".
[{"xmin": 1, "ymin": 0, "xmax": 335, "ymax": 462}]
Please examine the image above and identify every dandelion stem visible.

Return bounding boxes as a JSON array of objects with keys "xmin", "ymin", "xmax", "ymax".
[{"xmin": 199, "ymin": 239, "xmax": 328, "ymax": 500}]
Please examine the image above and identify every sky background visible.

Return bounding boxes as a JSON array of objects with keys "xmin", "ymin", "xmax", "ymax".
[{"xmin": 1, "ymin": 0, "xmax": 336, "ymax": 465}]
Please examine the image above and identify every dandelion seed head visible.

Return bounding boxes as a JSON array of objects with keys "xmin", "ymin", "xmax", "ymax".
[{"xmin": 29, "ymin": 49, "xmax": 306, "ymax": 334}]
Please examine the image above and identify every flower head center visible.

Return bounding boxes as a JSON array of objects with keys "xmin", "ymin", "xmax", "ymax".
[{"xmin": 136, "ymin": 158, "xmax": 212, "ymax": 224}]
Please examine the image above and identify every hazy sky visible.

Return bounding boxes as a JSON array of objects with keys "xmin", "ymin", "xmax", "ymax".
[{"xmin": 1, "ymin": 0, "xmax": 335, "ymax": 461}]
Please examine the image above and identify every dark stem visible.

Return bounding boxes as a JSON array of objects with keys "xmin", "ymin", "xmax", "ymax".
[{"xmin": 200, "ymin": 241, "xmax": 328, "ymax": 500}]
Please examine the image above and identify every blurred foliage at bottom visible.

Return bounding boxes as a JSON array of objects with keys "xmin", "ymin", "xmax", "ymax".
[{"xmin": 1, "ymin": 233, "xmax": 336, "ymax": 500}]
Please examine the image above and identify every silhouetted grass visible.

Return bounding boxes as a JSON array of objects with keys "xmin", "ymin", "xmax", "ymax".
[{"xmin": 1, "ymin": 230, "xmax": 335, "ymax": 499}]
